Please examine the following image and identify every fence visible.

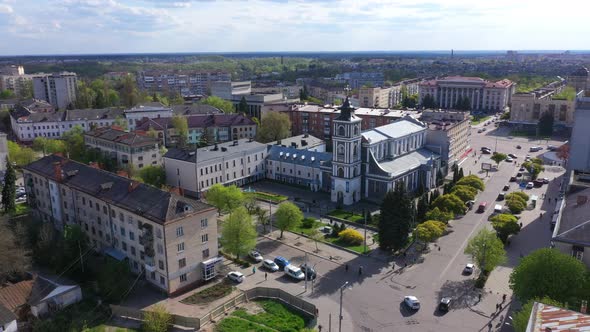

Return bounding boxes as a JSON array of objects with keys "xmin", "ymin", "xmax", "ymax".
[{"xmin": 110, "ymin": 304, "xmax": 200, "ymax": 329}]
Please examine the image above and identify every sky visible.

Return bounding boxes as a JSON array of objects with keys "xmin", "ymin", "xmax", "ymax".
[{"xmin": 1, "ymin": 0, "xmax": 589, "ymax": 55}]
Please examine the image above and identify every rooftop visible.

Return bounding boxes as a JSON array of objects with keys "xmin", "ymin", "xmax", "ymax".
[
  {"xmin": 370, "ymin": 148, "xmax": 438, "ymax": 178},
  {"xmin": 527, "ymin": 302, "xmax": 590, "ymax": 331},
  {"xmin": 85, "ymin": 127, "xmax": 158, "ymax": 147},
  {"xmin": 362, "ymin": 117, "xmax": 426, "ymax": 144},
  {"xmin": 266, "ymin": 145, "xmax": 332, "ymax": 167},
  {"xmin": 135, "ymin": 113, "xmax": 255, "ymax": 131},
  {"xmin": 553, "ymin": 186, "xmax": 590, "ymax": 247},
  {"xmin": 171, "ymin": 103, "xmax": 221, "ymax": 116},
  {"xmin": 124, "ymin": 102, "xmax": 171, "ymax": 113},
  {"xmin": 164, "ymin": 138, "xmax": 266, "ymax": 163},
  {"xmin": 268, "ymin": 134, "xmax": 324, "ymax": 150},
  {"xmin": 24, "ymin": 155, "xmax": 212, "ymax": 224}
]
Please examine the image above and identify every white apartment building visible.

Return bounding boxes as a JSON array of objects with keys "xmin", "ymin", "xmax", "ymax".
[
  {"xmin": 163, "ymin": 138, "xmax": 267, "ymax": 197},
  {"xmin": 210, "ymin": 81, "xmax": 251, "ymax": 100},
  {"xmin": 0, "ymin": 65, "xmax": 36, "ymax": 98},
  {"xmin": 137, "ymin": 70, "xmax": 231, "ymax": 97},
  {"xmin": 23, "ymin": 155, "xmax": 219, "ymax": 295},
  {"xmin": 33, "ymin": 72, "xmax": 78, "ymax": 110},
  {"xmin": 124, "ymin": 102, "xmax": 173, "ymax": 130},
  {"xmin": 84, "ymin": 127, "xmax": 162, "ymax": 169},
  {"xmin": 419, "ymin": 76, "xmax": 515, "ymax": 111},
  {"xmin": 424, "ymin": 113, "xmax": 471, "ymax": 170}
]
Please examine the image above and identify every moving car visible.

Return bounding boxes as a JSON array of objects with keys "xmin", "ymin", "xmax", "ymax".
[
  {"xmin": 477, "ymin": 129, "xmax": 484, "ymax": 133},
  {"xmin": 505, "ymin": 157, "xmax": 513, "ymax": 162},
  {"xmin": 227, "ymin": 271, "xmax": 244, "ymax": 283},
  {"xmin": 439, "ymin": 297, "xmax": 452, "ymax": 312},
  {"xmin": 262, "ymin": 259, "xmax": 279, "ymax": 272},
  {"xmin": 463, "ymin": 263, "xmax": 475, "ymax": 275},
  {"xmin": 516, "ymin": 145, "xmax": 522, "ymax": 149},
  {"xmin": 480, "ymin": 147, "xmax": 491, "ymax": 152},
  {"xmin": 284, "ymin": 265, "xmax": 305, "ymax": 281},
  {"xmin": 509, "ymin": 176, "xmax": 517, "ymax": 182},
  {"xmin": 249, "ymin": 250, "xmax": 264, "ymax": 262},
  {"xmin": 542, "ymin": 178, "xmax": 550, "ymax": 184},
  {"xmin": 404, "ymin": 296, "xmax": 421, "ymax": 310},
  {"xmin": 508, "ymin": 153, "xmax": 517, "ymax": 159},
  {"xmin": 299, "ymin": 264, "xmax": 317, "ymax": 280},
  {"xmin": 481, "ymin": 149, "xmax": 492, "ymax": 155},
  {"xmin": 477, "ymin": 202, "xmax": 487, "ymax": 213},
  {"xmin": 526, "ymin": 182, "xmax": 534, "ymax": 189},
  {"xmin": 530, "ymin": 146, "xmax": 542, "ymax": 152},
  {"xmin": 273, "ymin": 256, "xmax": 290, "ymax": 271}
]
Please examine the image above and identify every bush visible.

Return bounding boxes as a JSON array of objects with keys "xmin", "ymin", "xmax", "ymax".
[
  {"xmin": 142, "ymin": 304, "xmax": 172, "ymax": 332},
  {"xmin": 301, "ymin": 217, "xmax": 316, "ymax": 228},
  {"xmin": 220, "ymin": 251, "xmax": 251, "ymax": 267},
  {"xmin": 507, "ymin": 199, "xmax": 526, "ymax": 214},
  {"xmin": 456, "ymin": 175, "xmax": 485, "ymax": 191},
  {"xmin": 338, "ymin": 229, "xmax": 363, "ymax": 245},
  {"xmin": 507, "ymin": 192, "xmax": 529, "ymax": 202}
]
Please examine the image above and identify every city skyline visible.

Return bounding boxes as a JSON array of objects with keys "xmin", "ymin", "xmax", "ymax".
[{"xmin": 0, "ymin": 0, "xmax": 589, "ymax": 55}]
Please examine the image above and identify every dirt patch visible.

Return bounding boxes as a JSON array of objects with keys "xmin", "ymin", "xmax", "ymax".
[{"xmin": 236, "ymin": 301, "xmax": 265, "ymax": 316}]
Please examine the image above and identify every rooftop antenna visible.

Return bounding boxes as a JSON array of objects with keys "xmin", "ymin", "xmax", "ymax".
[{"xmin": 451, "ymin": 49, "xmax": 454, "ymax": 59}]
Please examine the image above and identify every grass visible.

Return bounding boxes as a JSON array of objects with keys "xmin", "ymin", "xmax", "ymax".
[
  {"xmin": 328, "ymin": 209, "xmax": 364, "ymax": 223},
  {"xmin": 470, "ymin": 115, "xmax": 490, "ymax": 125},
  {"xmin": 293, "ymin": 218, "xmax": 323, "ymax": 236},
  {"xmin": 10, "ymin": 203, "xmax": 29, "ymax": 217},
  {"xmin": 254, "ymin": 192, "xmax": 288, "ymax": 203},
  {"xmin": 216, "ymin": 317, "xmax": 276, "ymax": 332},
  {"xmin": 86, "ymin": 325, "xmax": 138, "ymax": 332},
  {"xmin": 325, "ymin": 237, "xmax": 367, "ymax": 254},
  {"xmin": 230, "ymin": 300, "xmax": 308, "ymax": 332},
  {"xmin": 181, "ymin": 280, "xmax": 234, "ymax": 305}
]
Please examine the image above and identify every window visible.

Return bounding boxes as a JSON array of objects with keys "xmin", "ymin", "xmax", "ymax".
[
  {"xmin": 202, "ymin": 248, "xmax": 210, "ymax": 259},
  {"xmin": 119, "ymin": 212, "xmax": 124, "ymax": 221},
  {"xmin": 129, "ymin": 231, "xmax": 135, "ymax": 241},
  {"xmin": 89, "ymin": 200, "xmax": 93, "ymax": 208},
  {"xmin": 177, "ymin": 242, "xmax": 185, "ymax": 252},
  {"xmin": 131, "ymin": 246, "xmax": 136, "ymax": 255},
  {"xmin": 573, "ymin": 245, "xmax": 584, "ymax": 260},
  {"xmin": 156, "ymin": 228, "xmax": 162, "ymax": 239},
  {"xmin": 178, "ymin": 258, "xmax": 186, "ymax": 268},
  {"xmin": 160, "ymin": 276, "xmax": 165, "ymax": 285},
  {"xmin": 120, "ymin": 227, "xmax": 126, "ymax": 236},
  {"xmin": 159, "ymin": 260, "xmax": 164, "ymax": 270},
  {"xmin": 201, "ymin": 219, "xmax": 208, "ymax": 228},
  {"xmin": 176, "ymin": 226, "xmax": 184, "ymax": 237},
  {"xmin": 122, "ymin": 242, "xmax": 127, "ymax": 251},
  {"xmin": 157, "ymin": 243, "xmax": 163, "ymax": 254},
  {"xmin": 103, "ymin": 206, "xmax": 107, "ymax": 214},
  {"xmin": 179, "ymin": 274, "xmax": 187, "ymax": 282},
  {"xmin": 201, "ymin": 234, "xmax": 209, "ymax": 243}
]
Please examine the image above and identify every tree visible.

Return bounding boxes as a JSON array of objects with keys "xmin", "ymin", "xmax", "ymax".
[
  {"xmin": 274, "ymin": 202, "xmax": 303, "ymax": 239},
  {"xmin": 220, "ymin": 207, "xmax": 257, "ymax": 259},
  {"xmin": 458, "ymin": 167, "xmax": 464, "ymax": 180},
  {"xmin": 205, "ymin": 184, "xmax": 244, "ymax": 214},
  {"xmin": 416, "ymin": 194, "xmax": 429, "ymax": 223},
  {"xmin": 2, "ymin": 157, "xmax": 16, "ymax": 213},
  {"xmin": 243, "ymin": 193, "xmax": 258, "ymax": 215},
  {"xmin": 120, "ymin": 75, "xmax": 139, "ymax": 107},
  {"xmin": 491, "ymin": 152, "xmax": 507, "ymax": 166},
  {"xmin": 429, "ymin": 188, "xmax": 440, "ymax": 206},
  {"xmin": 378, "ymin": 183, "xmax": 414, "ymax": 251},
  {"xmin": 200, "ymin": 96, "xmax": 235, "ymax": 113},
  {"xmin": 299, "ymin": 84, "xmax": 309, "ymax": 100},
  {"xmin": 62, "ymin": 125, "xmax": 86, "ymax": 160},
  {"xmin": 254, "ymin": 207, "xmax": 270, "ymax": 233},
  {"xmin": 513, "ymin": 297, "xmax": 563, "ymax": 332},
  {"xmin": 113, "ymin": 115, "xmax": 128, "ymax": 130},
  {"xmin": 7, "ymin": 141, "xmax": 36, "ymax": 166},
  {"xmin": 456, "ymin": 175, "xmax": 485, "ymax": 191},
  {"xmin": 464, "ymin": 229, "xmax": 506, "ymax": 274},
  {"xmin": 506, "ymin": 192, "xmax": 529, "ymax": 214},
  {"xmin": 556, "ymin": 144, "xmax": 570, "ymax": 165},
  {"xmin": 510, "ymin": 248, "xmax": 588, "ymax": 303},
  {"xmin": 142, "ymin": 304, "xmax": 172, "ymax": 332},
  {"xmin": 432, "ymin": 194, "xmax": 466, "ymax": 215},
  {"xmin": 171, "ymin": 115, "xmax": 188, "ymax": 147},
  {"xmin": 414, "ymin": 220, "xmax": 446, "ymax": 247},
  {"xmin": 402, "ymin": 94, "xmax": 418, "ymax": 108},
  {"xmin": 454, "ymin": 96, "xmax": 471, "ymax": 111},
  {"xmin": 490, "ymin": 214, "xmax": 520, "ymax": 243},
  {"xmin": 538, "ymin": 112, "xmax": 554, "ymax": 136},
  {"xmin": 238, "ymin": 96, "xmax": 249, "ymax": 114},
  {"xmin": 138, "ymin": 166, "xmax": 166, "ymax": 188},
  {"xmin": 421, "ymin": 94, "xmax": 437, "ymax": 109},
  {"xmin": 522, "ymin": 160, "xmax": 544, "ymax": 180},
  {"xmin": 424, "ymin": 207, "xmax": 454, "ymax": 223},
  {"xmin": 0, "ymin": 217, "xmax": 31, "ymax": 283},
  {"xmin": 506, "ymin": 191, "xmax": 529, "ymax": 202},
  {"xmin": 450, "ymin": 185, "xmax": 477, "ymax": 202},
  {"xmin": 97, "ymin": 259, "xmax": 132, "ymax": 303},
  {"xmin": 309, "ymin": 228, "xmax": 323, "ymax": 253},
  {"xmin": 32, "ymin": 137, "xmax": 67, "ymax": 156},
  {"xmin": 0, "ymin": 90, "xmax": 15, "ymax": 99},
  {"xmin": 257, "ymin": 112, "xmax": 291, "ymax": 143},
  {"xmin": 339, "ymin": 229, "xmax": 363, "ymax": 245}
]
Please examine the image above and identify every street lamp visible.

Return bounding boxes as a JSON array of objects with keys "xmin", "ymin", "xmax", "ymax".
[{"xmin": 339, "ymin": 281, "xmax": 351, "ymax": 332}]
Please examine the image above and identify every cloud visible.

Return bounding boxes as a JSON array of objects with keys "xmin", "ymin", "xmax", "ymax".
[{"xmin": 0, "ymin": 4, "xmax": 13, "ymax": 13}]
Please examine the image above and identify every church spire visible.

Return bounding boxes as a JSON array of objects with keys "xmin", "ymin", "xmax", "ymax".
[{"xmin": 337, "ymin": 96, "xmax": 355, "ymax": 121}]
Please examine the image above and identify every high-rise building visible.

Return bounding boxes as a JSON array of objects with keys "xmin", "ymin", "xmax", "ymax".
[
  {"xmin": 0, "ymin": 65, "xmax": 35, "ymax": 98},
  {"xmin": 137, "ymin": 70, "xmax": 231, "ymax": 97},
  {"xmin": 33, "ymin": 72, "xmax": 78, "ymax": 109}
]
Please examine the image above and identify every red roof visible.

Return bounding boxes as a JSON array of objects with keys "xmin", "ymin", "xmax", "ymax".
[{"xmin": 529, "ymin": 302, "xmax": 590, "ymax": 331}]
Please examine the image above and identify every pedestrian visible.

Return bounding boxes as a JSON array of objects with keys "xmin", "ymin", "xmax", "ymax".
[
  {"xmin": 438, "ymin": 246, "xmax": 441, "ymax": 251},
  {"xmin": 499, "ymin": 303, "xmax": 503, "ymax": 311},
  {"xmin": 265, "ymin": 272, "xmax": 268, "ymax": 281},
  {"xmin": 478, "ymin": 293, "xmax": 482, "ymax": 302},
  {"xmin": 502, "ymin": 294, "xmax": 507, "ymax": 302},
  {"xmin": 358, "ymin": 266, "xmax": 363, "ymax": 276},
  {"xmin": 496, "ymin": 303, "xmax": 500, "ymax": 311},
  {"xmin": 253, "ymin": 266, "xmax": 256, "ymax": 274},
  {"xmin": 519, "ymin": 222, "xmax": 523, "ymax": 228},
  {"xmin": 488, "ymin": 322, "xmax": 493, "ymax": 329},
  {"xmin": 392, "ymin": 264, "xmax": 395, "ymax": 271},
  {"xmin": 404, "ymin": 262, "xmax": 408, "ymax": 267},
  {"xmin": 345, "ymin": 264, "xmax": 349, "ymax": 272}
]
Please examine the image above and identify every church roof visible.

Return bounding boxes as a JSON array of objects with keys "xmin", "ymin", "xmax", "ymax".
[{"xmin": 335, "ymin": 97, "xmax": 356, "ymax": 121}]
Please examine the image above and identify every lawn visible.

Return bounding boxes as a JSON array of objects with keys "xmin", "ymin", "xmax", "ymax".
[
  {"xmin": 216, "ymin": 317, "xmax": 276, "ymax": 332},
  {"xmin": 328, "ymin": 209, "xmax": 364, "ymax": 223},
  {"xmin": 254, "ymin": 192, "xmax": 288, "ymax": 203},
  {"xmin": 225, "ymin": 300, "xmax": 308, "ymax": 332},
  {"xmin": 87, "ymin": 325, "xmax": 138, "ymax": 332},
  {"xmin": 471, "ymin": 115, "xmax": 490, "ymax": 125},
  {"xmin": 182, "ymin": 280, "xmax": 234, "ymax": 305},
  {"xmin": 10, "ymin": 203, "xmax": 30, "ymax": 217},
  {"xmin": 293, "ymin": 218, "xmax": 323, "ymax": 236},
  {"xmin": 325, "ymin": 237, "xmax": 368, "ymax": 254}
]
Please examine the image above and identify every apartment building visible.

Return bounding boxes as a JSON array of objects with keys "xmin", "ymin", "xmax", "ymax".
[
  {"xmin": 135, "ymin": 113, "xmax": 257, "ymax": 147},
  {"xmin": 419, "ymin": 76, "xmax": 515, "ymax": 111},
  {"xmin": 335, "ymin": 72, "xmax": 384, "ymax": 89},
  {"xmin": 33, "ymin": 72, "xmax": 78, "ymax": 110},
  {"xmin": 0, "ymin": 65, "xmax": 36, "ymax": 98},
  {"xmin": 84, "ymin": 127, "xmax": 162, "ymax": 169},
  {"xmin": 359, "ymin": 87, "xmax": 392, "ymax": 108},
  {"xmin": 423, "ymin": 110, "xmax": 471, "ymax": 170},
  {"xmin": 510, "ymin": 81, "xmax": 576, "ymax": 129},
  {"xmin": 23, "ymin": 155, "xmax": 219, "ymax": 295},
  {"xmin": 210, "ymin": 81, "xmax": 251, "ymax": 100},
  {"xmin": 305, "ymin": 80, "xmax": 347, "ymax": 104},
  {"xmin": 124, "ymin": 102, "xmax": 173, "ymax": 130},
  {"xmin": 137, "ymin": 70, "xmax": 231, "ymax": 97},
  {"xmin": 163, "ymin": 138, "xmax": 266, "ymax": 197}
]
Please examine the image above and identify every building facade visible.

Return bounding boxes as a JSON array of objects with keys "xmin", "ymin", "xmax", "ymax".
[
  {"xmin": 0, "ymin": 65, "xmax": 35, "ymax": 98},
  {"xmin": 163, "ymin": 138, "xmax": 267, "ymax": 197},
  {"xmin": 335, "ymin": 72, "xmax": 385, "ymax": 89},
  {"xmin": 33, "ymin": 72, "xmax": 78, "ymax": 110},
  {"xmin": 0, "ymin": 132, "xmax": 7, "ymax": 172},
  {"xmin": 423, "ymin": 111, "xmax": 471, "ymax": 171},
  {"xmin": 124, "ymin": 103, "xmax": 173, "ymax": 130},
  {"xmin": 510, "ymin": 88, "xmax": 577, "ymax": 129},
  {"xmin": 84, "ymin": 127, "xmax": 162, "ymax": 169},
  {"xmin": 210, "ymin": 81, "xmax": 251, "ymax": 100},
  {"xmin": 567, "ymin": 67, "xmax": 589, "ymax": 93},
  {"xmin": 568, "ymin": 96, "xmax": 590, "ymax": 175},
  {"xmin": 419, "ymin": 76, "xmax": 515, "ymax": 112},
  {"xmin": 23, "ymin": 155, "xmax": 219, "ymax": 295},
  {"xmin": 137, "ymin": 70, "xmax": 231, "ymax": 97},
  {"xmin": 359, "ymin": 86, "xmax": 392, "ymax": 108},
  {"xmin": 266, "ymin": 145, "xmax": 332, "ymax": 192}
]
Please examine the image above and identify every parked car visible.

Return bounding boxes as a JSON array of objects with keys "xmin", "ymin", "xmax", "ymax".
[
  {"xmin": 505, "ymin": 157, "xmax": 513, "ymax": 162},
  {"xmin": 273, "ymin": 256, "xmax": 290, "ymax": 271},
  {"xmin": 516, "ymin": 145, "xmax": 522, "ymax": 149},
  {"xmin": 284, "ymin": 265, "xmax": 305, "ymax": 281},
  {"xmin": 439, "ymin": 297, "xmax": 452, "ymax": 312},
  {"xmin": 249, "ymin": 250, "xmax": 263, "ymax": 262},
  {"xmin": 542, "ymin": 178, "xmax": 550, "ymax": 184},
  {"xmin": 227, "ymin": 271, "xmax": 244, "ymax": 283},
  {"xmin": 463, "ymin": 263, "xmax": 475, "ymax": 275},
  {"xmin": 547, "ymin": 145, "xmax": 557, "ymax": 151},
  {"xmin": 508, "ymin": 153, "xmax": 517, "ymax": 159},
  {"xmin": 519, "ymin": 167, "xmax": 525, "ymax": 172},
  {"xmin": 465, "ymin": 200, "xmax": 475, "ymax": 210},
  {"xmin": 497, "ymin": 193, "xmax": 505, "ymax": 201},
  {"xmin": 477, "ymin": 129, "xmax": 484, "ymax": 133},
  {"xmin": 530, "ymin": 146, "xmax": 542, "ymax": 152},
  {"xmin": 477, "ymin": 202, "xmax": 487, "ymax": 213},
  {"xmin": 481, "ymin": 149, "xmax": 492, "ymax": 155},
  {"xmin": 509, "ymin": 176, "xmax": 517, "ymax": 182},
  {"xmin": 503, "ymin": 184, "xmax": 510, "ymax": 191},
  {"xmin": 516, "ymin": 172, "xmax": 523, "ymax": 177},
  {"xmin": 480, "ymin": 147, "xmax": 491, "ymax": 152},
  {"xmin": 262, "ymin": 259, "xmax": 279, "ymax": 272},
  {"xmin": 533, "ymin": 180, "xmax": 544, "ymax": 187},
  {"xmin": 526, "ymin": 182, "xmax": 534, "ymax": 189},
  {"xmin": 404, "ymin": 296, "xmax": 421, "ymax": 310},
  {"xmin": 319, "ymin": 226, "xmax": 332, "ymax": 234},
  {"xmin": 299, "ymin": 264, "xmax": 317, "ymax": 280}
]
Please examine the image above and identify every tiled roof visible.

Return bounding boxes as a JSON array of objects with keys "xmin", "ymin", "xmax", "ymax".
[
  {"xmin": 0, "ymin": 276, "xmax": 55, "ymax": 313},
  {"xmin": 528, "ymin": 302, "xmax": 590, "ymax": 331},
  {"xmin": 65, "ymin": 108, "xmax": 124, "ymax": 121},
  {"xmin": 85, "ymin": 127, "xmax": 158, "ymax": 147},
  {"xmin": 171, "ymin": 104, "xmax": 221, "ymax": 115},
  {"xmin": 24, "ymin": 155, "xmax": 213, "ymax": 224}
]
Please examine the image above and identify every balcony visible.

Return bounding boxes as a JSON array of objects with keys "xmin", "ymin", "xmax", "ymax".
[{"xmin": 144, "ymin": 256, "xmax": 156, "ymax": 272}]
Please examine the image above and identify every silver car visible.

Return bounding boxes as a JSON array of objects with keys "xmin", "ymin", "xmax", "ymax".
[{"xmin": 262, "ymin": 259, "xmax": 279, "ymax": 272}]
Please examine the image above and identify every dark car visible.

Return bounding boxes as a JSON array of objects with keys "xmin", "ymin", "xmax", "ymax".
[
  {"xmin": 510, "ymin": 176, "xmax": 517, "ymax": 182},
  {"xmin": 481, "ymin": 149, "xmax": 492, "ymax": 154},
  {"xmin": 533, "ymin": 180, "xmax": 544, "ymax": 187},
  {"xmin": 516, "ymin": 172, "xmax": 523, "ymax": 177},
  {"xmin": 439, "ymin": 297, "xmax": 452, "ymax": 312},
  {"xmin": 519, "ymin": 167, "xmax": 525, "ymax": 172},
  {"xmin": 480, "ymin": 147, "xmax": 490, "ymax": 152},
  {"xmin": 516, "ymin": 145, "xmax": 522, "ymax": 149},
  {"xmin": 299, "ymin": 264, "xmax": 317, "ymax": 280},
  {"xmin": 497, "ymin": 193, "xmax": 505, "ymax": 201},
  {"xmin": 503, "ymin": 184, "xmax": 510, "ymax": 191},
  {"xmin": 273, "ymin": 256, "xmax": 290, "ymax": 271},
  {"xmin": 508, "ymin": 153, "xmax": 517, "ymax": 159}
]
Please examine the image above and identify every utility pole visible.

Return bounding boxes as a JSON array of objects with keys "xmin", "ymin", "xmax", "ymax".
[
  {"xmin": 339, "ymin": 281, "xmax": 349, "ymax": 332},
  {"xmin": 304, "ymin": 252, "xmax": 308, "ymax": 291},
  {"xmin": 269, "ymin": 200, "xmax": 272, "ymax": 234}
]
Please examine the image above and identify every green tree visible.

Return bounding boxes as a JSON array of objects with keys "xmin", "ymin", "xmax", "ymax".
[
  {"xmin": 2, "ymin": 157, "xmax": 16, "ymax": 213},
  {"xmin": 120, "ymin": 75, "xmax": 140, "ymax": 107},
  {"xmin": 507, "ymin": 191, "xmax": 529, "ymax": 202},
  {"xmin": 200, "ymin": 96, "xmax": 235, "ymax": 113},
  {"xmin": 509, "ymin": 248, "xmax": 588, "ymax": 304},
  {"xmin": 538, "ymin": 112, "xmax": 554, "ymax": 136},
  {"xmin": 7, "ymin": 141, "xmax": 36, "ymax": 166},
  {"xmin": 421, "ymin": 94, "xmax": 437, "ymax": 108},
  {"xmin": 506, "ymin": 192, "xmax": 529, "ymax": 214},
  {"xmin": 274, "ymin": 202, "xmax": 303, "ymax": 239},
  {"xmin": 464, "ymin": 229, "xmax": 506, "ymax": 274},
  {"xmin": 490, "ymin": 213, "xmax": 520, "ymax": 243},
  {"xmin": 432, "ymin": 194, "xmax": 466, "ymax": 215},
  {"xmin": 0, "ymin": 90, "xmax": 15, "ymax": 99},
  {"xmin": 113, "ymin": 115, "xmax": 128, "ymax": 130},
  {"xmin": 456, "ymin": 175, "xmax": 485, "ymax": 191},
  {"xmin": 416, "ymin": 194, "xmax": 429, "ymax": 223},
  {"xmin": 491, "ymin": 152, "xmax": 507, "ymax": 166},
  {"xmin": 429, "ymin": 188, "xmax": 440, "ymax": 206},
  {"xmin": 138, "ymin": 166, "xmax": 166, "ymax": 188},
  {"xmin": 254, "ymin": 207, "xmax": 270, "ymax": 233},
  {"xmin": 205, "ymin": 184, "xmax": 244, "ymax": 215},
  {"xmin": 299, "ymin": 84, "xmax": 309, "ymax": 100},
  {"xmin": 414, "ymin": 220, "xmax": 446, "ymax": 247},
  {"xmin": 97, "ymin": 259, "xmax": 132, "ymax": 303},
  {"xmin": 238, "ymin": 96, "xmax": 249, "ymax": 114},
  {"xmin": 309, "ymin": 228, "xmax": 323, "ymax": 253},
  {"xmin": 402, "ymin": 94, "xmax": 418, "ymax": 108},
  {"xmin": 512, "ymin": 297, "xmax": 563, "ymax": 332},
  {"xmin": 522, "ymin": 160, "xmax": 544, "ymax": 180},
  {"xmin": 18, "ymin": 80, "xmax": 33, "ymax": 100},
  {"xmin": 171, "ymin": 115, "xmax": 188, "ymax": 147},
  {"xmin": 450, "ymin": 185, "xmax": 477, "ymax": 202},
  {"xmin": 32, "ymin": 137, "xmax": 67, "ymax": 156},
  {"xmin": 220, "ymin": 206, "xmax": 257, "ymax": 259},
  {"xmin": 62, "ymin": 125, "xmax": 86, "ymax": 160},
  {"xmin": 142, "ymin": 304, "xmax": 172, "ymax": 332},
  {"xmin": 378, "ymin": 183, "xmax": 414, "ymax": 251},
  {"xmin": 0, "ymin": 217, "xmax": 31, "ymax": 283},
  {"xmin": 424, "ymin": 207, "xmax": 454, "ymax": 223},
  {"xmin": 257, "ymin": 112, "xmax": 291, "ymax": 143},
  {"xmin": 243, "ymin": 192, "xmax": 258, "ymax": 215}
]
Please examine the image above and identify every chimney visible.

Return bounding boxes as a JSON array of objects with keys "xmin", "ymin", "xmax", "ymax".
[
  {"xmin": 128, "ymin": 180, "xmax": 141, "ymax": 192},
  {"xmin": 53, "ymin": 162, "xmax": 63, "ymax": 182}
]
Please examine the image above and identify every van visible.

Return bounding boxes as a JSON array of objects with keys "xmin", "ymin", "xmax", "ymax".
[
  {"xmin": 529, "ymin": 146, "xmax": 542, "ymax": 152},
  {"xmin": 284, "ymin": 265, "xmax": 305, "ymax": 281},
  {"xmin": 477, "ymin": 202, "xmax": 487, "ymax": 213},
  {"xmin": 494, "ymin": 204, "xmax": 503, "ymax": 213}
]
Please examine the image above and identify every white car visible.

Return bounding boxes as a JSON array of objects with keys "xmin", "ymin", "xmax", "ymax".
[
  {"xmin": 526, "ymin": 182, "xmax": 534, "ymax": 189},
  {"xmin": 262, "ymin": 259, "xmax": 279, "ymax": 272},
  {"xmin": 284, "ymin": 265, "xmax": 305, "ymax": 281},
  {"xmin": 249, "ymin": 250, "xmax": 263, "ymax": 262},
  {"xmin": 404, "ymin": 296, "xmax": 421, "ymax": 310},
  {"xmin": 505, "ymin": 157, "xmax": 513, "ymax": 162},
  {"xmin": 227, "ymin": 271, "xmax": 244, "ymax": 283},
  {"xmin": 463, "ymin": 263, "xmax": 475, "ymax": 275}
]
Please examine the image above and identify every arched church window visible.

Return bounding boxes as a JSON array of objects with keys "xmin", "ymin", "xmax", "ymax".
[
  {"xmin": 353, "ymin": 125, "xmax": 359, "ymax": 136},
  {"xmin": 337, "ymin": 167, "xmax": 344, "ymax": 178},
  {"xmin": 338, "ymin": 126, "xmax": 345, "ymax": 136}
]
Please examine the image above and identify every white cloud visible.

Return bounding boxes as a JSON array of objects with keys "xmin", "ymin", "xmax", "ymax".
[{"xmin": 0, "ymin": 3, "xmax": 13, "ymax": 14}]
